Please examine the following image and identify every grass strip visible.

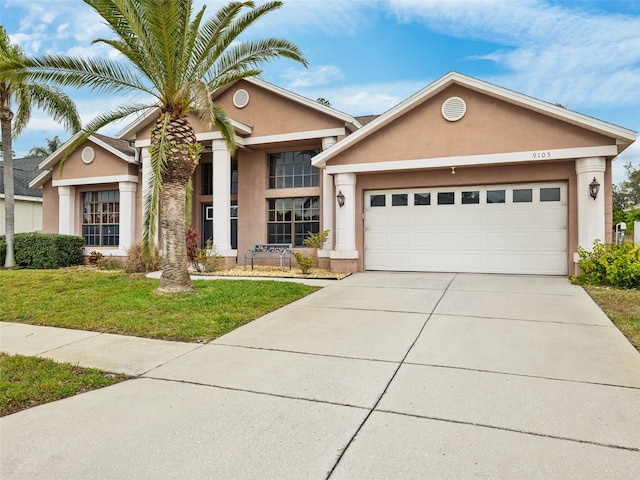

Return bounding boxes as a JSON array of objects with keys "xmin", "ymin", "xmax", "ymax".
[
  {"xmin": 0, "ymin": 353, "xmax": 127, "ymax": 416},
  {"xmin": 583, "ymin": 285, "xmax": 640, "ymax": 351},
  {"xmin": 0, "ymin": 269, "xmax": 319, "ymax": 342}
]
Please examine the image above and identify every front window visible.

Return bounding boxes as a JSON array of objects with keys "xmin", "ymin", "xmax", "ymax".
[
  {"xmin": 82, "ymin": 191, "xmax": 119, "ymax": 246},
  {"xmin": 267, "ymin": 197, "xmax": 320, "ymax": 246},
  {"xmin": 268, "ymin": 150, "xmax": 320, "ymax": 189}
]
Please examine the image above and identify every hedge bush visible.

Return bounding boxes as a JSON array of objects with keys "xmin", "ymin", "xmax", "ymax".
[
  {"xmin": 575, "ymin": 241, "xmax": 640, "ymax": 288},
  {"xmin": 0, "ymin": 233, "xmax": 85, "ymax": 269}
]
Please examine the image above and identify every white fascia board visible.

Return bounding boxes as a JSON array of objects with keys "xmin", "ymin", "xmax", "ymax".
[
  {"xmin": 38, "ymin": 131, "xmax": 84, "ymax": 170},
  {"xmin": 29, "ymin": 170, "xmax": 52, "ymax": 189},
  {"xmin": 240, "ymin": 127, "xmax": 347, "ymax": 147},
  {"xmin": 136, "ymin": 127, "xmax": 346, "ymax": 149},
  {"xmin": 38, "ymin": 132, "xmax": 135, "ymax": 171},
  {"xmin": 313, "ymin": 71, "xmax": 637, "ymax": 167},
  {"xmin": 89, "ymin": 136, "xmax": 136, "ymax": 163},
  {"xmin": 243, "ymin": 77, "xmax": 362, "ymax": 130},
  {"xmin": 324, "ymin": 145, "xmax": 619, "ymax": 175},
  {"xmin": 52, "ymin": 174, "xmax": 139, "ymax": 187},
  {"xmin": 118, "ymin": 107, "xmax": 160, "ymax": 141},
  {"xmin": 0, "ymin": 193, "xmax": 42, "ymax": 202}
]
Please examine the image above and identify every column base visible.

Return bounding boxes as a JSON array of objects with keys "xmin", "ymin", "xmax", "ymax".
[{"xmin": 330, "ymin": 257, "xmax": 359, "ymax": 273}]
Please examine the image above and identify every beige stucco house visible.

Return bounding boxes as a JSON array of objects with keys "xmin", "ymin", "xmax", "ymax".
[{"xmin": 30, "ymin": 72, "xmax": 636, "ymax": 275}]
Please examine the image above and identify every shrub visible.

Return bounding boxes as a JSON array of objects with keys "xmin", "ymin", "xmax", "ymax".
[
  {"xmin": 575, "ymin": 241, "xmax": 640, "ymax": 288},
  {"xmin": 3, "ymin": 233, "xmax": 85, "ymax": 269},
  {"xmin": 0, "ymin": 236, "xmax": 5, "ymax": 266},
  {"xmin": 293, "ymin": 230, "xmax": 330, "ymax": 273},
  {"xmin": 87, "ymin": 250, "xmax": 104, "ymax": 265},
  {"xmin": 96, "ymin": 255, "xmax": 122, "ymax": 270},
  {"xmin": 186, "ymin": 227, "xmax": 199, "ymax": 265},
  {"xmin": 192, "ymin": 240, "xmax": 221, "ymax": 272},
  {"xmin": 124, "ymin": 243, "xmax": 161, "ymax": 273},
  {"xmin": 293, "ymin": 251, "xmax": 314, "ymax": 274}
]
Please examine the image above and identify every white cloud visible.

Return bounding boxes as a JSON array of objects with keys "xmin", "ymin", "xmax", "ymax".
[
  {"xmin": 281, "ymin": 65, "xmax": 344, "ymax": 89},
  {"xmin": 294, "ymin": 80, "xmax": 428, "ymax": 116},
  {"xmin": 613, "ymin": 133, "xmax": 640, "ymax": 184},
  {"xmin": 388, "ymin": 0, "xmax": 640, "ymax": 108}
]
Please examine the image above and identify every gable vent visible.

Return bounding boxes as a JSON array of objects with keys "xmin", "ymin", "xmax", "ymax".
[
  {"xmin": 233, "ymin": 89, "xmax": 250, "ymax": 109},
  {"xmin": 441, "ymin": 96, "xmax": 467, "ymax": 122}
]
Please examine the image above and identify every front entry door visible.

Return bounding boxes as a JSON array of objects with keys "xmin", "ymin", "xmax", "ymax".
[
  {"xmin": 201, "ymin": 202, "xmax": 237, "ymax": 250},
  {"xmin": 201, "ymin": 203, "xmax": 213, "ymax": 247}
]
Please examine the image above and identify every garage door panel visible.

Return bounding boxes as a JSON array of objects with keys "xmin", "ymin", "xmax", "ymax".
[{"xmin": 365, "ymin": 183, "xmax": 567, "ymax": 275}]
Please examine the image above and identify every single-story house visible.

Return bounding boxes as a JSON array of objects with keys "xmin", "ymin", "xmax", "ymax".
[
  {"xmin": 1, "ymin": 156, "xmax": 44, "ymax": 235},
  {"xmin": 30, "ymin": 72, "xmax": 637, "ymax": 275}
]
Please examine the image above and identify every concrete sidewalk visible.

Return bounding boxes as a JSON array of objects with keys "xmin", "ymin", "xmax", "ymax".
[{"xmin": 1, "ymin": 272, "xmax": 639, "ymax": 479}]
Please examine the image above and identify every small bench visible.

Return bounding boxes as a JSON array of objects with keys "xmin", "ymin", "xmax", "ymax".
[{"xmin": 244, "ymin": 243, "xmax": 293, "ymax": 271}]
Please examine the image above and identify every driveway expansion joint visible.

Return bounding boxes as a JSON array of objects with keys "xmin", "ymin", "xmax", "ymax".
[
  {"xmin": 141, "ymin": 375, "xmax": 372, "ymax": 411},
  {"xmin": 211, "ymin": 342, "xmax": 401, "ymax": 364},
  {"xmin": 401, "ymin": 362, "xmax": 640, "ymax": 390},
  {"xmin": 374, "ymin": 409, "xmax": 640, "ymax": 453}
]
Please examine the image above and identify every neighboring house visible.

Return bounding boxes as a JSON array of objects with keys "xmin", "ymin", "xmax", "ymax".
[
  {"xmin": 30, "ymin": 72, "xmax": 637, "ymax": 275},
  {"xmin": 0, "ymin": 156, "xmax": 44, "ymax": 235}
]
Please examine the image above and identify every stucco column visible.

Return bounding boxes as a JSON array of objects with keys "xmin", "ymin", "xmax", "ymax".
[
  {"xmin": 575, "ymin": 157, "xmax": 606, "ymax": 255},
  {"xmin": 58, "ymin": 186, "xmax": 75, "ymax": 235},
  {"xmin": 320, "ymin": 136, "xmax": 337, "ymax": 254},
  {"xmin": 212, "ymin": 139, "xmax": 234, "ymax": 256},
  {"xmin": 118, "ymin": 181, "xmax": 137, "ymax": 250},
  {"xmin": 331, "ymin": 172, "xmax": 358, "ymax": 258}
]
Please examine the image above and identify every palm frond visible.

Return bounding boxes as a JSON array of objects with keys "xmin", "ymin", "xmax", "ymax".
[
  {"xmin": 12, "ymin": 88, "xmax": 32, "ymax": 137},
  {"xmin": 0, "ymin": 54, "xmax": 154, "ymax": 97},
  {"xmin": 25, "ymin": 83, "xmax": 81, "ymax": 133},
  {"xmin": 143, "ymin": 112, "xmax": 171, "ymax": 260},
  {"xmin": 58, "ymin": 103, "xmax": 151, "ymax": 171}
]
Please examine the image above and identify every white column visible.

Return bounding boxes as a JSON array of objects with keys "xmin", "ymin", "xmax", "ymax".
[
  {"xmin": 320, "ymin": 136, "xmax": 337, "ymax": 254},
  {"xmin": 331, "ymin": 172, "xmax": 358, "ymax": 259},
  {"xmin": 575, "ymin": 157, "xmax": 606, "ymax": 255},
  {"xmin": 118, "ymin": 181, "xmax": 137, "ymax": 250},
  {"xmin": 58, "ymin": 186, "xmax": 76, "ymax": 235},
  {"xmin": 212, "ymin": 139, "xmax": 234, "ymax": 255}
]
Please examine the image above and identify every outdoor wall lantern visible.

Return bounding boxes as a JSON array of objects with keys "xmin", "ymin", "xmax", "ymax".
[
  {"xmin": 589, "ymin": 177, "xmax": 600, "ymax": 200},
  {"xmin": 336, "ymin": 190, "xmax": 345, "ymax": 208}
]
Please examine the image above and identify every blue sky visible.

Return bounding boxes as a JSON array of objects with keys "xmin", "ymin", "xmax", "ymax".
[{"xmin": 1, "ymin": 0, "xmax": 639, "ymax": 182}]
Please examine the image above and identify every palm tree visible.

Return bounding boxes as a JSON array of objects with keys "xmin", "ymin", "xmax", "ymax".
[
  {"xmin": 28, "ymin": 135, "xmax": 63, "ymax": 157},
  {"xmin": 0, "ymin": 27, "xmax": 81, "ymax": 268},
  {"xmin": 2, "ymin": 0, "xmax": 307, "ymax": 292}
]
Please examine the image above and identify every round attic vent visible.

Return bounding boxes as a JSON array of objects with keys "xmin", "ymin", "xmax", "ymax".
[
  {"xmin": 233, "ymin": 89, "xmax": 250, "ymax": 109},
  {"xmin": 441, "ymin": 96, "xmax": 467, "ymax": 122},
  {"xmin": 81, "ymin": 146, "xmax": 95, "ymax": 164}
]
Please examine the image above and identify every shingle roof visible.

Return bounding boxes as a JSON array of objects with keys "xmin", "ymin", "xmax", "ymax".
[
  {"xmin": 354, "ymin": 115, "xmax": 380, "ymax": 126},
  {"xmin": 0, "ymin": 156, "xmax": 45, "ymax": 198},
  {"xmin": 93, "ymin": 133, "xmax": 135, "ymax": 156}
]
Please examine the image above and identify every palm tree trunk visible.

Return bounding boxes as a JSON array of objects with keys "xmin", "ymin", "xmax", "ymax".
[
  {"xmin": 154, "ymin": 114, "xmax": 198, "ymax": 293},
  {"xmin": 159, "ymin": 179, "xmax": 193, "ymax": 292},
  {"xmin": 1, "ymin": 110, "xmax": 16, "ymax": 268}
]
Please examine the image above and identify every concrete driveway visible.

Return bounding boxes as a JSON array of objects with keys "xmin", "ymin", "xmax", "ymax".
[{"xmin": 2, "ymin": 272, "xmax": 639, "ymax": 479}]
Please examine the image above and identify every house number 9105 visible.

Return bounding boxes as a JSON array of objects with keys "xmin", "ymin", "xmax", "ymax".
[{"xmin": 532, "ymin": 151, "xmax": 551, "ymax": 159}]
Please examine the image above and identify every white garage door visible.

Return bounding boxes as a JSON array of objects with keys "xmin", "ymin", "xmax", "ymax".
[{"xmin": 364, "ymin": 183, "xmax": 568, "ymax": 275}]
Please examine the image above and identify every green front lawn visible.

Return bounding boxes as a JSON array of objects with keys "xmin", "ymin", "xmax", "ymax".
[
  {"xmin": 0, "ymin": 268, "xmax": 318, "ymax": 342},
  {"xmin": 0, "ymin": 353, "xmax": 127, "ymax": 416},
  {"xmin": 583, "ymin": 286, "xmax": 640, "ymax": 351}
]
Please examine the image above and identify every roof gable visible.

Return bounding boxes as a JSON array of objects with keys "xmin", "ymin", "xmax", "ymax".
[
  {"xmin": 30, "ymin": 134, "xmax": 136, "ymax": 189},
  {"xmin": 119, "ymin": 77, "xmax": 361, "ymax": 143},
  {"xmin": 313, "ymin": 72, "xmax": 637, "ymax": 167}
]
